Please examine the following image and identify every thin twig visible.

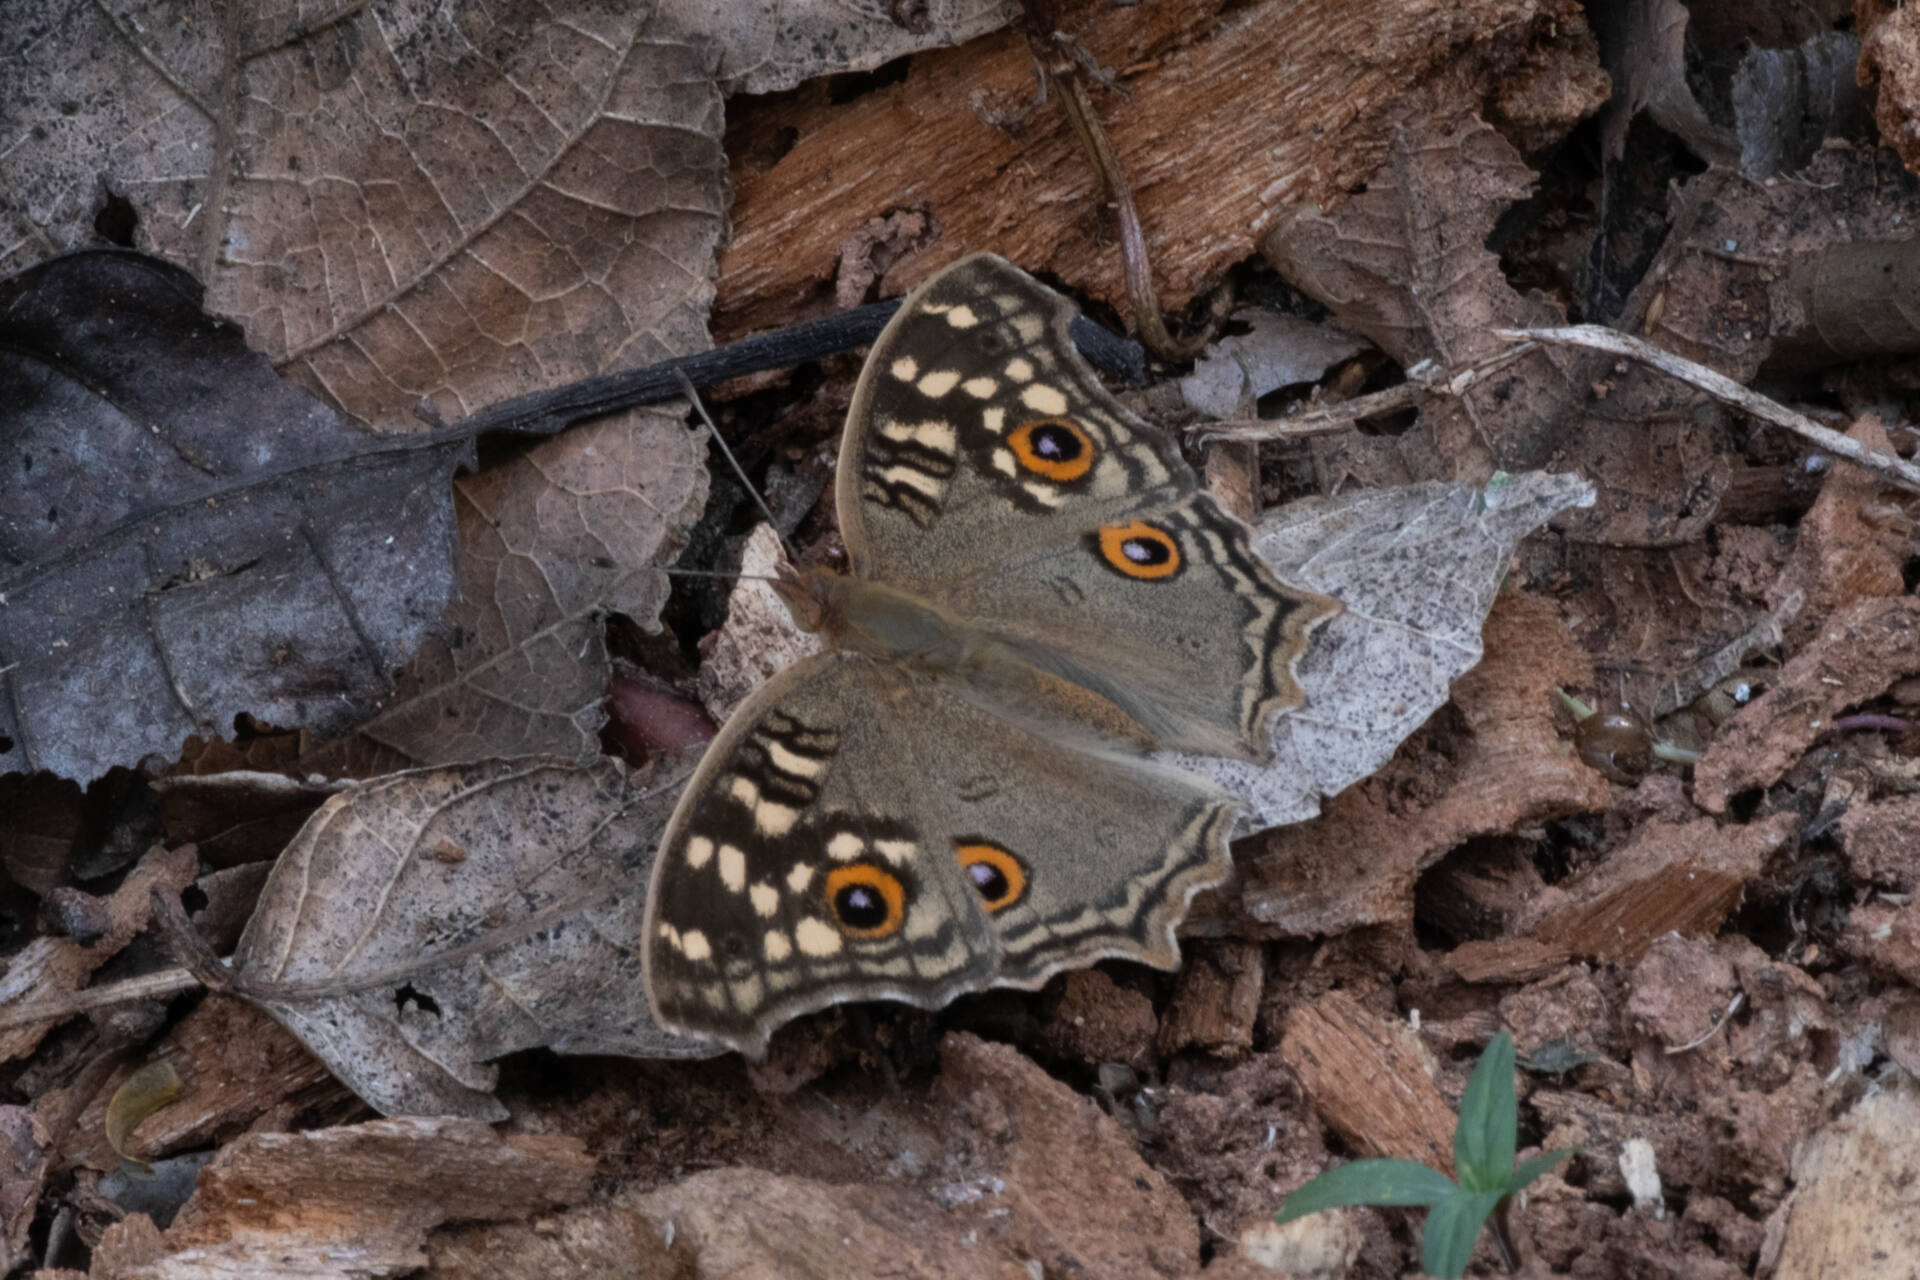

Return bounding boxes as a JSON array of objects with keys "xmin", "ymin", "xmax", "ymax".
[
  {"xmin": 1496, "ymin": 325, "xmax": 1920, "ymax": 496},
  {"xmin": 1665, "ymin": 992, "xmax": 1744, "ymax": 1054},
  {"xmin": 1194, "ymin": 342, "xmax": 1538, "ymax": 443},
  {"xmin": 0, "ymin": 967, "xmax": 202, "ymax": 1031},
  {"xmin": 1022, "ymin": 7, "xmax": 1212, "ymax": 362}
]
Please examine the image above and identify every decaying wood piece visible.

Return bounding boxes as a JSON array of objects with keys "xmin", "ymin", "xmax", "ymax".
[
  {"xmin": 717, "ymin": 0, "xmax": 1600, "ymax": 337},
  {"xmin": 1517, "ymin": 814, "xmax": 1800, "ymax": 965},
  {"xmin": 1278, "ymin": 991, "xmax": 1456, "ymax": 1173},
  {"xmin": 1767, "ymin": 1078, "xmax": 1920, "ymax": 1279},
  {"xmin": 91, "ymin": 1118, "xmax": 594, "ymax": 1280},
  {"xmin": 1157, "ymin": 939, "xmax": 1265, "ymax": 1057}
]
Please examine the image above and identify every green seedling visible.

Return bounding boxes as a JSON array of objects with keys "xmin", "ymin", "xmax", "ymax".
[{"xmin": 1275, "ymin": 1033, "xmax": 1572, "ymax": 1278}]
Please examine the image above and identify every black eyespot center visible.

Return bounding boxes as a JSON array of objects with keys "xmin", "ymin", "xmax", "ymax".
[
  {"xmin": 967, "ymin": 860, "xmax": 1010, "ymax": 901},
  {"xmin": 1030, "ymin": 423, "xmax": 1082, "ymax": 461},
  {"xmin": 835, "ymin": 883, "xmax": 888, "ymax": 929}
]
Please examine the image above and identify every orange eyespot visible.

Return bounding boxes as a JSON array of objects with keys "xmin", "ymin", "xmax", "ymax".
[
  {"xmin": 824, "ymin": 864, "xmax": 907, "ymax": 939},
  {"xmin": 955, "ymin": 842, "xmax": 1028, "ymax": 912},
  {"xmin": 1095, "ymin": 521, "xmax": 1182, "ymax": 580},
  {"xmin": 1008, "ymin": 418, "xmax": 1095, "ymax": 482}
]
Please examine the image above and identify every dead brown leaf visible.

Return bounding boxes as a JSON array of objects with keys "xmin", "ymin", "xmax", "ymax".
[
  {"xmin": 211, "ymin": 757, "xmax": 711, "ymax": 1120},
  {"xmin": 300, "ymin": 414, "xmax": 710, "ymax": 775}
]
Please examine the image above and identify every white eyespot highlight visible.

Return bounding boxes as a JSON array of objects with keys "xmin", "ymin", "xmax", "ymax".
[
  {"xmin": 718, "ymin": 845, "xmax": 747, "ymax": 893},
  {"xmin": 787, "ymin": 864, "xmax": 816, "ymax": 893},
  {"xmin": 684, "ymin": 836, "xmax": 714, "ymax": 869},
  {"xmin": 944, "ymin": 304, "xmax": 979, "ymax": 328},
  {"xmin": 764, "ymin": 930, "xmax": 792, "ymax": 961},
  {"xmin": 680, "ymin": 930, "xmax": 712, "ymax": 962},
  {"xmin": 754, "ymin": 801, "xmax": 799, "ymax": 837},
  {"xmin": 962, "ymin": 377, "xmax": 998, "ymax": 399},
  {"xmin": 890, "ymin": 356, "xmax": 919, "ymax": 381},
  {"xmin": 764, "ymin": 740, "xmax": 826, "ymax": 778},
  {"xmin": 916, "ymin": 369, "xmax": 961, "ymax": 398},
  {"xmin": 982, "ymin": 407, "xmax": 1006, "ymax": 435},
  {"xmin": 796, "ymin": 916, "xmax": 843, "ymax": 956},
  {"xmin": 728, "ymin": 775, "xmax": 759, "ymax": 807},
  {"xmin": 991, "ymin": 449, "xmax": 1017, "ymax": 477},
  {"xmin": 750, "ymin": 882, "xmax": 780, "ymax": 917},
  {"xmin": 826, "ymin": 832, "xmax": 865, "ymax": 862},
  {"xmin": 1004, "ymin": 357, "xmax": 1034, "ymax": 382},
  {"xmin": 873, "ymin": 839, "xmax": 916, "ymax": 865},
  {"xmin": 1020, "ymin": 383, "xmax": 1069, "ymax": 416}
]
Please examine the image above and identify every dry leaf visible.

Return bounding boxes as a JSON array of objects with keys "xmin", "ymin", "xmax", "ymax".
[
  {"xmin": 0, "ymin": 253, "xmax": 467, "ymax": 781},
  {"xmin": 216, "ymin": 758, "xmax": 711, "ymax": 1120},
  {"xmin": 1176, "ymin": 471, "xmax": 1595, "ymax": 831},
  {"xmin": 300, "ymin": 414, "xmax": 710, "ymax": 775},
  {"xmin": 1262, "ymin": 117, "xmax": 1734, "ymax": 547}
]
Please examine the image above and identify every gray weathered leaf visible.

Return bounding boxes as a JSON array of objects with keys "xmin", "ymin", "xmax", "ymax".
[
  {"xmin": 228, "ymin": 757, "xmax": 714, "ymax": 1121},
  {"xmin": 1170, "ymin": 471, "xmax": 1596, "ymax": 830},
  {"xmin": 0, "ymin": 251, "xmax": 466, "ymax": 780}
]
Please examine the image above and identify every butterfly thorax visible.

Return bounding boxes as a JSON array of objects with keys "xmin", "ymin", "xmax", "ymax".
[{"xmin": 774, "ymin": 565, "xmax": 981, "ymax": 676}]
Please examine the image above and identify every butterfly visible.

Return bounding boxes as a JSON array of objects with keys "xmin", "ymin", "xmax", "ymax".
[{"xmin": 643, "ymin": 254, "xmax": 1337, "ymax": 1056}]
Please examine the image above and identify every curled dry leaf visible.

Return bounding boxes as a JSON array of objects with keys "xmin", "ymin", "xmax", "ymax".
[
  {"xmin": 0, "ymin": 253, "xmax": 467, "ymax": 781},
  {"xmin": 104, "ymin": 1062, "xmax": 183, "ymax": 1179},
  {"xmin": 1175, "ymin": 471, "xmax": 1596, "ymax": 831},
  {"xmin": 213, "ymin": 757, "xmax": 713, "ymax": 1120}
]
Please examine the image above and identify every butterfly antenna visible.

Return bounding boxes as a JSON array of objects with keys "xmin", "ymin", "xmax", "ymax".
[{"xmin": 674, "ymin": 367, "xmax": 797, "ymax": 561}]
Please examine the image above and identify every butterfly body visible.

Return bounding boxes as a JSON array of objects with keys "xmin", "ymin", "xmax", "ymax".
[{"xmin": 645, "ymin": 255, "xmax": 1337, "ymax": 1056}]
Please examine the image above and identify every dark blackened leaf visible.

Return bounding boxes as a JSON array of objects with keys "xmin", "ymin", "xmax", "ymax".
[{"xmin": 0, "ymin": 250, "xmax": 470, "ymax": 780}]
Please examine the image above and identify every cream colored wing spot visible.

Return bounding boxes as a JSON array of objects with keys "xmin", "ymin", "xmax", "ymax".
[
  {"xmin": 962, "ymin": 376, "xmax": 998, "ymax": 399},
  {"xmin": 1004, "ymin": 357, "xmax": 1035, "ymax": 382},
  {"xmin": 1012, "ymin": 312, "xmax": 1045, "ymax": 342},
  {"xmin": 750, "ymin": 882, "xmax": 780, "ymax": 917},
  {"xmin": 877, "ymin": 465, "xmax": 944, "ymax": 497},
  {"xmin": 795, "ymin": 916, "xmax": 844, "ymax": 956},
  {"xmin": 658, "ymin": 922, "xmax": 681, "ymax": 947},
  {"xmin": 991, "ymin": 449, "xmax": 1018, "ymax": 477},
  {"xmin": 754, "ymin": 800, "xmax": 800, "ymax": 837},
  {"xmin": 718, "ymin": 844, "xmax": 747, "ymax": 893},
  {"xmin": 944, "ymin": 303, "xmax": 980, "ymax": 328},
  {"xmin": 890, "ymin": 355, "xmax": 919, "ymax": 381},
  {"xmin": 982, "ymin": 407, "xmax": 1006, "ymax": 434},
  {"xmin": 873, "ymin": 838, "xmax": 917, "ymax": 865},
  {"xmin": 680, "ymin": 930, "xmax": 713, "ymax": 962},
  {"xmin": 916, "ymin": 369, "xmax": 962, "ymax": 398},
  {"xmin": 685, "ymin": 836, "xmax": 714, "ymax": 869},
  {"xmin": 728, "ymin": 775, "xmax": 759, "ymax": 807},
  {"xmin": 787, "ymin": 863, "xmax": 816, "ymax": 893},
  {"xmin": 1020, "ymin": 383, "xmax": 1069, "ymax": 416},
  {"xmin": 764, "ymin": 930, "xmax": 793, "ymax": 961},
  {"xmin": 878, "ymin": 419, "xmax": 958, "ymax": 453},
  {"xmin": 764, "ymin": 739, "xmax": 827, "ymax": 779},
  {"xmin": 826, "ymin": 832, "xmax": 866, "ymax": 862},
  {"xmin": 729, "ymin": 974, "xmax": 763, "ymax": 1008},
  {"xmin": 1022, "ymin": 482, "xmax": 1066, "ymax": 508}
]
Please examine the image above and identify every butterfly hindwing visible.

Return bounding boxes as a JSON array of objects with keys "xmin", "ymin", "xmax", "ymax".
[{"xmin": 642, "ymin": 652, "xmax": 1236, "ymax": 1057}]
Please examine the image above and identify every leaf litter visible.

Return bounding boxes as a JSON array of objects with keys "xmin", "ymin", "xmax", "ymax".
[{"xmin": 4, "ymin": 0, "xmax": 1920, "ymax": 1276}]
